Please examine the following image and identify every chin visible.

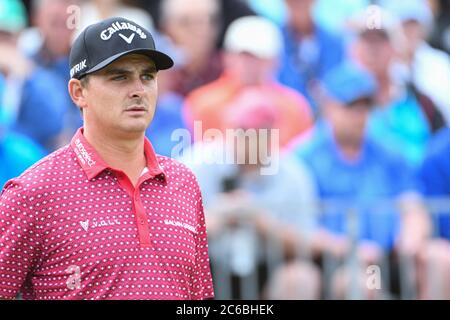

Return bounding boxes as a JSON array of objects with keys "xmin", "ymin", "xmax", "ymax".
[{"xmin": 120, "ymin": 121, "xmax": 150, "ymax": 134}]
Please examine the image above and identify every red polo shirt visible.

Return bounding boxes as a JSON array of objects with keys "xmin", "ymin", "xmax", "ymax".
[{"xmin": 0, "ymin": 128, "xmax": 214, "ymax": 300}]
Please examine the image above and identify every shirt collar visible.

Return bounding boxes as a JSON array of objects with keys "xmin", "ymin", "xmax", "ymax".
[{"xmin": 70, "ymin": 127, "xmax": 166, "ymax": 181}]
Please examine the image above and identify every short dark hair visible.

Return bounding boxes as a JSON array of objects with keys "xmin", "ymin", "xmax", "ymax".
[
  {"xmin": 78, "ymin": 75, "xmax": 89, "ymax": 114},
  {"xmin": 79, "ymin": 75, "xmax": 89, "ymax": 88}
]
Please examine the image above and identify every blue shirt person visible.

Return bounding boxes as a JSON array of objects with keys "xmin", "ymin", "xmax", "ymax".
[
  {"xmin": 277, "ymin": 0, "xmax": 345, "ymax": 113},
  {"xmin": 418, "ymin": 127, "xmax": 450, "ymax": 240},
  {"xmin": 290, "ymin": 62, "xmax": 425, "ymax": 251},
  {"xmin": 12, "ymin": 67, "xmax": 69, "ymax": 151},
  {"xmin": 0, "ymin": 74, "xmax": 46, "ymax": 188},
  {"xmin": 295, "ymin": 122, "xmax": 416, "ymax": 250},
  {"xmin": 31, "ymin": 54, "xmax": 83, "ymax": 147}
]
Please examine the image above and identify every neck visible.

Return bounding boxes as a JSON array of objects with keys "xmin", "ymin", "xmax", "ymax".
[
  {"xmin": 334, "ymin": 134, "xmax": 363, "ymax": 162},
  {"xmin": 340, "ymin": 144, "xmax": 362, "ymax": 161},
  {"xmin": 291, "ymin": 20, "xmax": 314, "ymax": 37},
  {"xmin": 83, "ymin": 123, "xmax": 147, "ymax": 186}
]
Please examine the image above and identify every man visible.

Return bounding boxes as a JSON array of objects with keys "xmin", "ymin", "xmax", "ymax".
[
  {"xmin": 0, "ymin": 0, "xmax": 68, "ymax": 152},
  {"xmin": 159, "ymin": 0, "xmax": 223, "ymax": 96},
  {"xmin": 277, "ymin": 0, "xmax": 345, "ymax": 113},
  {"xmin": 349, "ymin": 7, "xmax": 444, "ymax": 168},
  {"xmin": 25, "ymin": 0, "xmax": 83, "ymax": 148},
  {"xmin": 382, "ymin": 0, "xmax": 450, "ymax": 125},
  {"xmin": 183, "ymin": 15, "xmax": 313, "ymax": 149},
  {"xmin": 290, "ymin": 62, "xmax": 431, "ymax": 298},
  {"xmin": 0, "ymin": 2, "xmax": 46, "ymax": 186},
  {"xmin": 0, "ymin": 17, "xmax": 214, "ymax": 300}
]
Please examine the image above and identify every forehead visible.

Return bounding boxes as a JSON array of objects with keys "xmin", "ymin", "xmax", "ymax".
[
  {"xmin": 285, "ymin": 0, "xmax": 315, "ymax": 6},
  {"xmin": 102, "ymin": 54, "xmax": 156, "ymax": 71},
  {"xmin": 359, "ymin": 30, "xmax": 391, "ymax": 44}
]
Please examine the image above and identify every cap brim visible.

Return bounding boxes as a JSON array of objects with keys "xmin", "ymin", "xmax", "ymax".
[{"xmin": 79, "ymin": 48, "xmax": 174, "ymax": 79}]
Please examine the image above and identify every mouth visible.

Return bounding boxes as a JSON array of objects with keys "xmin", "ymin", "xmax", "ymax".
[{"xmin": 125, "ymin": 105, "xmax": 147, "ymax": 114}]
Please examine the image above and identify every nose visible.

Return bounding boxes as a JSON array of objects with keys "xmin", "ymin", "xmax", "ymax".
[{"xmin": 128, "ymin": 78, "xmax": 146, "ymax": 99}]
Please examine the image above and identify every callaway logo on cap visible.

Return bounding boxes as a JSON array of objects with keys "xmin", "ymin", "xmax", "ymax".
[{"xmin": 69, "ymin": 17, "xmax": 174, "ymax": 79}]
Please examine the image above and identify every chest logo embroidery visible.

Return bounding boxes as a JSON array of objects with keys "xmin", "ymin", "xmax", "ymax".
[
  {"xmin": 80, "ymin": 217, "xmax": 120, "ymax": 232},
  {"xmin": 80, "ymin": 219, "xmax": 89, "ymax": 231}
]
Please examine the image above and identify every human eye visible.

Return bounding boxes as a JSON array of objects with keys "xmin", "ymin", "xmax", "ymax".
[
  {"xmin": 112, "ymin": 75, "xmax": 127, "ymax": 81},
  {"xmin": 141, "ymin": 73, "xmax": 156, "ymax": 81}
]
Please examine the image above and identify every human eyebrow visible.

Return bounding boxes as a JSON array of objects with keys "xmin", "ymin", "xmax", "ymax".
[
  {"xmin": 103, "ymin": 68, "xmax": 132, "ymax": 76},
  {"xmin": 142, "ymin": 66, "xmax": 157, "ymax": 74}
]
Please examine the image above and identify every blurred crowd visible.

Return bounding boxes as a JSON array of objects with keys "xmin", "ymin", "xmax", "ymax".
[{"xmin": 1, "ymin": 0, "xmax": 449, "ymax": 299}]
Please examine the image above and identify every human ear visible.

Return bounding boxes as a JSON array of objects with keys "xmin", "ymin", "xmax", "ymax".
[{"xmin": 68, "ymin": 78, "xmax": 88, "ymax": 111}]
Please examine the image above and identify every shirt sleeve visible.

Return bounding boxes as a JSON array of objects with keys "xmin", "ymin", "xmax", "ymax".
[
  {"xmin": 190, "ymin": 180, "xmax": 214, "ymax": 300},
  {"xmin": 418, "ymin": 152, "xmax": 446, "ymax": 196},
  {"xmin": 0, "ymin": 180, "xmax": 42, "ymax": 299}
]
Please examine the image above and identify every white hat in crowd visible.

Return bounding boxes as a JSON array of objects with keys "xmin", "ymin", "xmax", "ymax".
[{"xmin": 224, "ymin": 16, "xmax": 283, "ymax": 59}]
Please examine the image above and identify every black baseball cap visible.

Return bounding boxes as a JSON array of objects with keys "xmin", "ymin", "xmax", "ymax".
[{"xmin": 69, "ymin": 17, "xmax": 174, "ymax": 80}]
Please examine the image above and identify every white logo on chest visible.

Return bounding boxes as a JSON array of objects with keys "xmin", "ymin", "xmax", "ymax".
[
  {"xmin": 80, "ymin": 219, "xmax": 89, "ymax": 231},
  {"xmin": 80, "ymin": 217, "xmax": 120, "ymax": 232}
]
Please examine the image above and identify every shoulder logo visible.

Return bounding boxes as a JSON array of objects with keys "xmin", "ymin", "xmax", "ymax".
[
  {"xmin": 74, "ymin": 138, "xmax": 96, "ymax": 167},
  {"xmin": 119, "ymin": 33, "xmax": 135, "ymax": 44}
]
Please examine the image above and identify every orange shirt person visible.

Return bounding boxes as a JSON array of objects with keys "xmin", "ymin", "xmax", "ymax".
[{"xmin": 183, "ymin": 16, "xmax": 313, "ymax": 148}]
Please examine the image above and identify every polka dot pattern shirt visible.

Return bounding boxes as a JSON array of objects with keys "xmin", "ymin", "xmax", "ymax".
[{"xmin": 0, "ymin": 128, "xmax": 214, "ymax": 300}]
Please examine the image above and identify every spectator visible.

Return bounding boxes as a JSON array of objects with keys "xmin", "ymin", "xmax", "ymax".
[
  {"xmin": 382, "ymin": 0, "xmax": 450, "ymax": 125},
  {"xmin": 214, "ymin": 0, "xmax": 256, "ymax": 48},
  {"xmin": 419, "ymin": 127, "xmax": 450, "ymax": 241},
  {"xmin": 28, "ymin": 0, "xmax": 78, "ymax": 67},
  {"xmin": 418, "ymin": 127, "xmax": 450, "ymax": 299},
  {"xmin": 183, "ymin": 16, "xmax": 313, "ymax": 149},
  {"xmin": 289, "ymin": 61, "xmax": 431, "ymax": 297},
  {"xmin": 140, "ymin": 0, "xmax": 255, "ymax": 49},
  {"xmin": 0, "ymin": 74, "xmax": 46, "ymax": 189},
  {"xmin": 159, "ymin": 0, "xmax": 223, "ymax": 96},
  {"xmin": 179, "ymin": 87, "xmax": 320, "ymax": 299},
  {"xmin": 20, "ymin": 0, "xmax": 83, "ymax": 148},
  {"xmin": 349, "ymin": 8, "xmax": 444, "ymax": 167},
  {"xmin": 0, "ymin": 0, "xmax": 67, "ymax": 152},
  {"xmin": 277, "ymin": 0, "xmax": 346, "ymax": 113}
]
